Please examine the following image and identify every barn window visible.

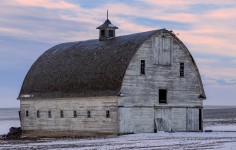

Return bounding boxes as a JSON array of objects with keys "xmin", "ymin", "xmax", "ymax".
[
  {"xmin": 159, "ymin": 89, "xmax": 167, "ymax": 103},
  {"xmin": 60, "ymin": 110, "xmax": 64, "ymax": 118},
  {"xmin": 180, "ymin": 62, "xmax": 184, "ymax": 77},
  {"xmin": 87, "ymin": 110, "xmax": 91, "ymax": 118},
  {"xmin": 100, "ymin": 30, "xmax": 105, "ymax": 37},
  {"xmin": 109, "ymin": 30, "xmax": 114, "ymax": 37},
  {"xmin": 140, "ymin": 60, "xmax": 145, "ymax": 75},
  {"xmin": 37, "ymin": 110, "xmax": 40, "ymax": 118},
  {"xmin": 106, "ymin": 110, "xmax": 110, "ymax": 118},
  {"xmin": 26, "ymin": 111, "xmax": 29, "ymax": 117},
  {"xmin": 48, "ymin": 111, "xmax": 52, "ymax": 118},
  {"xmin": 73, "ymin": 110, "xmax": 77, "ymax": 118}
]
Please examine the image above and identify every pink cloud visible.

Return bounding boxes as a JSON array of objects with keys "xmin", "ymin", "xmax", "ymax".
[{"xmin": 14, "ymin": 0, "xmax": 76, "ymax": 9}]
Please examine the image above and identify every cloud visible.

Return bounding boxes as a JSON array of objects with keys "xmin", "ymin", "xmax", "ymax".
[
  {"xmin": 14, "ymin": 0, "xmax": 76, "ymax": 9},
  {"xmin": 0, "ymin": 0, "xmax": 236, "ymax": 107}
]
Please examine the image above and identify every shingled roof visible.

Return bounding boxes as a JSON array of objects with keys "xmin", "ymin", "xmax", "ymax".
[{"xmin": 18, "ymin": 29, "xmax": 165, "ymax": 99}]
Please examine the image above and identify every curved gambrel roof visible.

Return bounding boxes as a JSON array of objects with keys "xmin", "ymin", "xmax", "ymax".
[
  {"xmin": 18, "ymin": 29, "xmax": 163, "ymax": 99},
  {"xmin": 18, "ymin": 29, "xmax": 206, "ymax": 100}
]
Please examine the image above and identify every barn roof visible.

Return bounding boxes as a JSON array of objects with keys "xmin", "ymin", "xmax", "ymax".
[{"xmin": 18, "ymin": 29, "xmax": 164, "ymax": 99}]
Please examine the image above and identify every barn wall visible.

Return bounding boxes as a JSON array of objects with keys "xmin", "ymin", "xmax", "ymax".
[
  {"xmin": 20, "ymin": 96, "xmax": 119, "ymax": 137},
  {"xmin": 119, "ymin": 31, "xmax": 203, "ymax": 132}
]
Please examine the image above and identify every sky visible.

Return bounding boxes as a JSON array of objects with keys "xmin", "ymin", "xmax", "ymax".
[{"xmin": 0, "ymin": 0, "xmax": 236, "ymax": 108}]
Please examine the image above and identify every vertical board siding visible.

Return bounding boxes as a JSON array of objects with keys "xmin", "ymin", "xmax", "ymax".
[
  {"xmin": 133, "ymin": 107, "xmax": 154, "ymax": 133},
  {"xmin": 171, "ymin": 108, "xmax": 186, "ymax": 131},
  {"xmin": 187, "ymin": 108, "xmax": 199, "ymax": 131},
  {"xmin": 154, "ymin": 108, "xmax": 171, "ymax": 131},
  {"xmin": 119, "ymin": 107, "xmax": 133, "ymax": 133}
]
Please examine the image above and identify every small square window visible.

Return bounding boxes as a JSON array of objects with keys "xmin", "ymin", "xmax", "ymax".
[
  {"xmin": 60, "ymin": 110, "xmax": 64, "ymax": 118},
  {"xmin": 87, "ymin": 111, "xmax": 91, "ymax": 118},
  {"xmin": 73, "ymin": 110, "xmax": 77, "ymax": 118},
  {"xmin": 106, "ymin": 110, "xmax": 110, "ymax": 118},
  {"xmin": 26, "ymin": 111, "xmax": 29, "ymax": 117},
  {"xmin": 48, "ymin": 111, "xmax": 52, "ymax": 118},
  {"xmin": 159, "ymin": 89, "xmax": 167, "ymax": 103},
  {"xmin": 37, "ymin": 110, "xmax": 40, "ymax": 118}
]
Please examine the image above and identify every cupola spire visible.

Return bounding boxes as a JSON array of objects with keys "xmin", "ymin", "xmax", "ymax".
[{"xmin": 96, "ymin": 10, "xmax": 118, "ymax": 41}]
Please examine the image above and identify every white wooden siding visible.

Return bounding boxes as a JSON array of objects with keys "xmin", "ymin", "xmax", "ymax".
[
  {"xmin": 154, "ymin": 108, "xmax": 171, "ymax": 131},
  {"xmin": 171, "ymin": 108, "xmax": 186, "ymax": 131},
  {"xmin": 186, "ymin": 108, "xmax": 199, "ymax": 131},
  {"xmin": 118, "ymin": 107, "xmax": 134, "ymax": 133}
]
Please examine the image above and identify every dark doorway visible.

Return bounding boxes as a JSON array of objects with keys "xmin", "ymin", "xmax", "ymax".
[{"xmin": 199, "ymin": 109, "xmax": 202, "ymax": 130}]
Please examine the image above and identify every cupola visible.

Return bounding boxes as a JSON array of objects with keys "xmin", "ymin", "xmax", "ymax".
[{"xmin": 96, "ymin": 10, "xmax": 118, "ymax": 41}]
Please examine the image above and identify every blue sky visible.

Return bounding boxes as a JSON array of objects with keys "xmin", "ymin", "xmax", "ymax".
[{"xmin": 0, "ymin": 0, "xmax": 236, "ymax": 107}]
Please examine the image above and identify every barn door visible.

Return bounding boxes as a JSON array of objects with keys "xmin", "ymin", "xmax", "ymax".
[
  {"xmin": 186, "ymin": 108, "xmax": 199, "ymax": 131},
  {"xmin": 119, "ymin": 107, "xmax": 133, "ymax": 134},
  {"xmin": 154, "ymin": 108, "xmax": 171, "ymax": 132}
]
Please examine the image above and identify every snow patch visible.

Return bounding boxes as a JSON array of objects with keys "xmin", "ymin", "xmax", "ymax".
[
  {"xmin": 21, "ymin": 94, "xmax": 33, "ymax": 98},
  {"xmin": 108, "ymin": 24, "xmax": 116, "ymax": 27}
]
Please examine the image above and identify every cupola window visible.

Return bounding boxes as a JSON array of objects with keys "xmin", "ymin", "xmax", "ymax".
[
  {"xmin": 101, "ymin": 30, "xmax": 105, "ymax": 37},
  {"xmin": 109, "ymin": 30, "xmax": 114, "ymax": 37}
]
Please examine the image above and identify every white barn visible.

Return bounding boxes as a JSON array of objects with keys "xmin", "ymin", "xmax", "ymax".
[{"xmin": 18, "ymin": 17, "xmax": 206, "ymax": 137}]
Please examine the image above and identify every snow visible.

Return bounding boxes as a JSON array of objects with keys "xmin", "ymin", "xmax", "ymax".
[
  {"xmin": 205, "ymin": 124, "xmax": 236, "ymax": 131},
  {"xmin": 20, "ymin": 94, "xmax": 33, "ymax": 98},
  {"xmin": 108, "ymin": 24, "xmax": 116, "ymax": 27},
  {"xmin": 1, "ymin": 132, "xmax": 236, "ymax": 149},
  {"xmin": 0, "ymin": 120, "xmax": 20, "ymax": 135}
]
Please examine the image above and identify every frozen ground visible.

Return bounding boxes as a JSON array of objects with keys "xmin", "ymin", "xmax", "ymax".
[
  {"xmin": 0, "ymin": 107, "xmax": 236, "ymax": 149},
  {"xmin": 1, "ymin": 132, "xmax": 236, "ymax": 150}
]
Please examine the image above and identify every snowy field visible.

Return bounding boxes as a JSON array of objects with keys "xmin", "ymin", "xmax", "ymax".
[
  {"xmin": 0, "ymin": 107, "xmax": 236, "ymax": 149},
  {"xmin": 1, "ymin": 132, "xmax": 236, "ymax": 150}
]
